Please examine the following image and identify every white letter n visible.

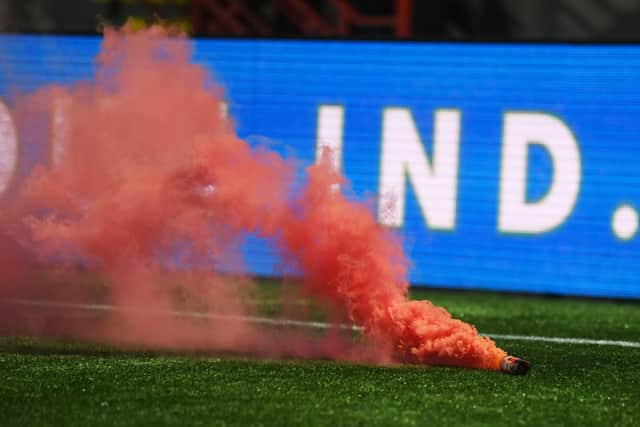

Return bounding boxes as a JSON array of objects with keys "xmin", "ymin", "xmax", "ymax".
[{"xmin": 378, "ymin": 108, "xmax": 460, "ymax": 229}]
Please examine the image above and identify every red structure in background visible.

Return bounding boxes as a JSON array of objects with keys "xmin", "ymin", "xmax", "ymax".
[
  {"xmin": 191, "ymin": 0, "xmax": 272, "ymax": 36},
  {"xmin": 334, "ymin": 0, "xmax": 412, "ymax": 38},
  {"xmin": 191, "ymin": 0, "xmax": 413, "ymax": 38}
]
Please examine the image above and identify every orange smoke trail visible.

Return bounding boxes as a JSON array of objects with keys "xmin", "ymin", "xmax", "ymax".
[
  {"xmin": 0, "ymin": 25, "xmax": 506, "ymax": 369},
  {"xmin": 280, "ymin": 157, "xmax": 506, "ymax": 369}
]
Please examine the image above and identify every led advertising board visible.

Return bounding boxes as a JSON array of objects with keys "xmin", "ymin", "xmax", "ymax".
[{"xmin": 1, "ymin": 35, "xmax": 639, "ymax": 298}]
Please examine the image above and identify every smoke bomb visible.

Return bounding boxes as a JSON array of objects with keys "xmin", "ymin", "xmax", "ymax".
[{"xmin": 0, "ymin": 24, "xmax": 509, "ymax": 370}]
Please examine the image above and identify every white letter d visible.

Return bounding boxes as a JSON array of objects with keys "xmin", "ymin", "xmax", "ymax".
[{"xmin": 499, "ymin": 112, "xmax": 581, "ymax": 234}]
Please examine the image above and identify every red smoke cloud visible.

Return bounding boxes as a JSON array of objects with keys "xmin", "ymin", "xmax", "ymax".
[{"xmin": 0, "ymin": 25, "xmax": 506, "ymax": 369}]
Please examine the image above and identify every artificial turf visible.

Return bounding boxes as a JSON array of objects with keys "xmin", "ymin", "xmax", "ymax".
[{"xmin": 1, "ymin": 286, "xmax": 639, "ymax": 426}]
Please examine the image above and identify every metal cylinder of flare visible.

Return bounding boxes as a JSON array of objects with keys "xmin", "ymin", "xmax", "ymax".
[{"xmin": 500, "ymin": 356, "xmax": 531, "ymax": 375}]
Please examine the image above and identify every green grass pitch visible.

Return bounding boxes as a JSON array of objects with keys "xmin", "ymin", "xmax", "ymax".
[{"xmin": 1, "ymin": 284, "xmax": 639, "ymax": 426}]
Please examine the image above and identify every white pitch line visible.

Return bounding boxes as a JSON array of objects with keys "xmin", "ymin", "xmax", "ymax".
[
  {"xmin": 4, "ymin": 299, "xmax": 640, "ymax": 348},
  {"xmin": 3, "ymin": 299, "xmax": 361, "ymax": 331},
  {"xmin": 484, "ymin": 333, "xmax": 640, "ymax": 348}
]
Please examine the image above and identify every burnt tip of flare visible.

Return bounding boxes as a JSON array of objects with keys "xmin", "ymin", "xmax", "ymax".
[{"xmin": 500, "ymin": 356, "xmax": 530, "ymax": 375}]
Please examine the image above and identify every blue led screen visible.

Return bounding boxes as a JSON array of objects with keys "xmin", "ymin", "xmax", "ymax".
[{"xmin": 0, "ymin": 35, "xmax": 639, "ymax": 298}]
